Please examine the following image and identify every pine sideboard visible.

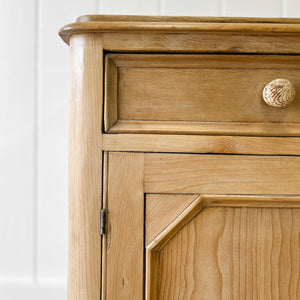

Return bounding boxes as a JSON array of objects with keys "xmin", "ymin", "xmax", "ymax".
[{"xmin": 60, "ymin": 15, "xmax": 300, "ymax": 300}]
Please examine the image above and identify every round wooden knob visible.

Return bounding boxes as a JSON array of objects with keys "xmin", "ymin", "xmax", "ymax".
[{"xmin": 263, "ymin": 78, "xmax": 296, "ymax": 108}]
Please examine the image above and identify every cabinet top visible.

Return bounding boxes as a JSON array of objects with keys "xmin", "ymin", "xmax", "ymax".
[{"xmin": 59, "ymin": 14, "xmax": 300, "ymax": 44}]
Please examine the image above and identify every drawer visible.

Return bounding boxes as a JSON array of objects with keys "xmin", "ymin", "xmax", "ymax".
[{"xmin": 104, "ymin": 54, "xmax": 300, "ymax": 136}]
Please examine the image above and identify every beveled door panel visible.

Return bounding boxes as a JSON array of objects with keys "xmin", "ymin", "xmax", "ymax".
[
  {"xmin": 146, "ymin": 195, "xmax": 300, "ymax": 300},
  {"xmin": 146, "ymin": 194, "xmax": 199, "ymax": 245}
]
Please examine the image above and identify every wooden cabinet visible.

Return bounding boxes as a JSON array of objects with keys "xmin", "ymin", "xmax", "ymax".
[{"xmin": 60, "ymin": 15, "xmax": 300, "ymax": 300}]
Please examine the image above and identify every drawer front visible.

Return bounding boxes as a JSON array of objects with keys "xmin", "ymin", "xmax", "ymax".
[{"xmin": 105, "ymin": 54, "xmax": 300, "ymax": 136}]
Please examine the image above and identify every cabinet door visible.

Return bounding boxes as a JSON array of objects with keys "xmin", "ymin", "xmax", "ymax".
[{"xmin": 104, "ymin": 152, "xmax": 300, "ymax": 300}]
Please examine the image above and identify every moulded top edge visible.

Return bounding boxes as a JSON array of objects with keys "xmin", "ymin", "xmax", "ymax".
[
  {"xmin": 76, "ymin": 15, "xmax": 300, "ymax": 24},
  {"xmin": 59, "ymin": 14, "xmax": 300, "ymax": 45}
]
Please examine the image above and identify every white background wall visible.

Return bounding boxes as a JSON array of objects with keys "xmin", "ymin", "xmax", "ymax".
[{"xmin": 1, "ymin": 0, "xmax": 300, "ymax": 299}]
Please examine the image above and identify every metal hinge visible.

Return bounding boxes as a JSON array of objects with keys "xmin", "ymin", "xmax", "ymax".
[{"xmin": 100, "ymin": 209, "xmax": 108, "ymax": 235}]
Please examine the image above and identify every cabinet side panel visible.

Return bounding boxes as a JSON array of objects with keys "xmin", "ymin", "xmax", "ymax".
[
  {"xmin": 107, "ymin": 152, "xmax": 144, "ymax": 299},
  {"xmin": 68, "ymin": 34, "xmax": 103, "ymax": 300},
  {"xmin": 37, "ymin": 0, "xmax": 98, "ymax": 281}
]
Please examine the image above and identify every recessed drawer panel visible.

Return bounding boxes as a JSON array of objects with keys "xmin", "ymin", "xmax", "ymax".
[{"xmin": 105, "ymin": 54, "xmax": 300, "ymax": 136}]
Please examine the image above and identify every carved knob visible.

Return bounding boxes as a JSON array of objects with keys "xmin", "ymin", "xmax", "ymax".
[{"xmin": 263, "ymin": 78, "xmax": 296, "ymax": 108}]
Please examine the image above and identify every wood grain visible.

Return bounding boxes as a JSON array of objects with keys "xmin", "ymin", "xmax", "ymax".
[
  {"xmin": 109, "ymin": 53, "xmax": 300, "ymax": 68},
  {"xmin": 68, "ymin": 34, "xmax": 103, "ymax": 300},
  {"xmin": 59, "ymin": 17, "xmax": 300, "ymax": 45},
  {"xmin": 146, "ymin": 194, "xmax": 199, "ymax": 245},
  {"xmin": 145, "ymin": 154, "xmax": 300, "ymax": 194},
  {"xmin": 60, "ymin": 16, "xmax": 300, "ymax": 54},
  {"xmin": 104, "ymin": 56, "xmax": 118, "ymax": 130},
  {"xmin": 103, "ymin": 133, "xmax": 300, "ymax": 155},
  {"xmin": 146, "ymin": 195, "xmax": 300, "ymax": 299},
  {"xmin": 114, "ymin": 55, "xmax": 300, "ymax": 123},
  {"xmin": 61, "ymin": 15, "xmax": 300, "ymax": 300},
  {"xmin": 104, "ymin": 54, "xmax": 300, "ymax": 136},
  {"xmin": 102, "ymin": 32, "xmax": 300, "ymax": 54},
  {"xmin": 158, "ymin": 207, "xmax": 300, "ymax": 299},
  {"xmin": 203, "ymin": 194, "xmax": 300, "ymax": 208},
  {"xmin": 101, "ymin": 152, "xmax": 108, "ymax": 300},
  {"xmin": 107, "ymin": 120, "xmax": 300, "ymax": 136},
  {"xmin": 76, "ymin": 15, "xmax": 300, "ymax": 24},
  {"xmin": 106, "ymin": 152, "xmax": 144, "ymax": 300},
  {"xmin": 146, "ymin": 196, "xmax": 204, "ymax": 300}
]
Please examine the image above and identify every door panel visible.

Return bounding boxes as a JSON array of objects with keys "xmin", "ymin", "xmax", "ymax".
[
  {"xmin": 147, "ymin": 199, "xmax": 300, "ymax": 299},
  {"xmin": 106, "ymin": 152, "xmax": 300, "ymax": 300}
]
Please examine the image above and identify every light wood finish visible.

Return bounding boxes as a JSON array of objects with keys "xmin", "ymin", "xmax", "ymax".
[
  {"xmin": 108, "ymin": 52, "xmax": 300, "ymax": 68},
  {"xmin": 60, "ymin": 16, "xmax": 300, "ymax": 55},
  {"xmin": 102, "ymin": 32, "xmax": 300, "ymax": 54},
  {"xmin": 263, "ymin": 78, "xmax": 296, "ymax": 107},
  {"xmin": 106, "ymin": 152, "xmax": 144, "ymax": 300},
  {"xmin": 147, "ymin": 196, "xmax": 204, "ymax": 252},
  {"xmin": 68, "ymin": 34, "xmax": 104, "ymax": 300},
  {"xmin": 101, "ymin": 152, "xmax": 108, "ymax": 300},
  {"xmin": 76, "ymin": 15, "xmax": 300, "ymax": 24},
  {"xmin": 59, "ymin": 16, "xmax": 300, "ymax": 56},
  {"xmin": 61, "ymin": 15, "xmax": 300, "ymax": 300},
  {"xmin": 203, "ymin": 194, "xmax": 300, "ymax": 208},
  {"xmin": 60, "ymin": 22, "xmax": 300, "ymax": 42},
  {"xmin": 60, "ymin": 15, "xmax": 300, "ymax": 45},
  {"xmin": 115, "ymin": 56, "xmax": 300, "ymax": 120},
  {"xmin": 105, "ymin": 54, "xmax": 300, "ymax": 136},
  {"xmin": 146, "ymin": 195, "xmax": 300, "ymax": 299},
  {"xmin": 146, "ymin": 196, "xmax": 204, "ymax": 300},
  {"xmin": 145, "ymin": 154, "xmax": 300, "ymax": 194},
  {"xmin": 160, "ymin": 207, "xmax": 300, "ymax": 299},
  {"xmin": 146, "ymin": 194, "xmax": 199, "ymax": 245},
  {"xmin": 104, "ymin": 56, "xmax": 118, "ymax": 130},
  {"xmin": 105, "ymin": 122, "xmax": 300, "ymax": 137}
]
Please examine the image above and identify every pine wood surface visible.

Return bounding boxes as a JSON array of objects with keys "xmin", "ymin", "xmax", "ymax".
[
  {"xmin": 158, "ymin": 207, "xmax": 300, "ymax": 299},
  {"xmin": 104, "ymin": 54, "xmax": 300, "ymax": 137},
  {"xmin": 106, "ymin": 152, "xmax": 144, "ymax": 300},
  {"xmin": 103, "ymin": 152, "xmax": 300, "ymax": 299},
  {"xmin": 146, "ymin": 196, "xmax": 204, "ymax": 300},
  {"xmin": 60, "ymin": 16, "xmax": 300, "ymax": 56},
  {"xmin": 108, "ymin": 53, "xmax": 300, "ymax": 68},
  {"xmin": 103, "ymin": 132, "xmax": 300, "ymax": 154},
  {"xmin": 101, "ymin": 152, "xmax": 108, "ymax": 300},
  {"xmin": 61, "ymin": 15, "xmax": 300, "ymax": 300},
  {"xmin": 146, "ymin": 194, "xmax": 199, "ymax": 245},
  {"xmin": 68, "ymin": 34, "xmax": 103, "ymax": 300},
  {"xmin": 145, "ymin": 154, "xmax": 300, "ymax": 194},
  {"xmin": 76, "ymin": 15, "xmax": 300, "ymax": 24},
  {"xmin": 106, "ymin": 121, "xmax": 300, "ymax": 136},
  {"xmin": 102, "ymin": 32, "xmax": 300, "ymax": 54},
  {"xmin": 104, "ymin": 56, "xmax": 118, "ymax": 130},
  {"xmin": 60, "ymin": 15, "xmax": 300, "ymax": 45},
  {"xmin": 146, "ymin": 195, "xmax": 300, "ymax": 299}
]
